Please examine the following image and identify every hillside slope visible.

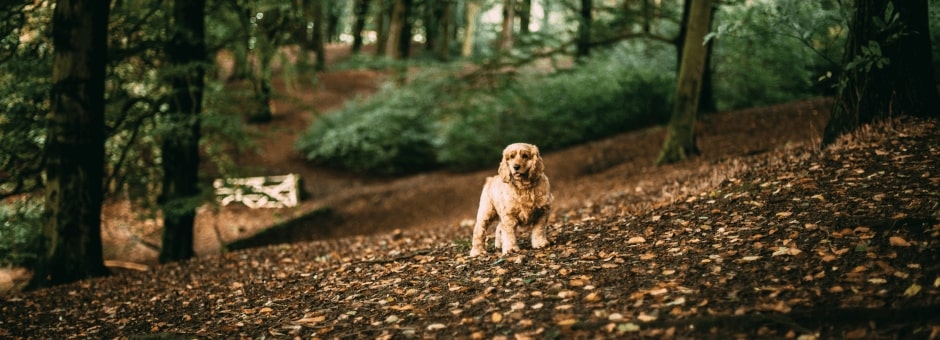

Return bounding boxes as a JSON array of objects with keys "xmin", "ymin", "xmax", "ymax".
[{"xmin": 3, "ymin": 116, "xmax": 937, "ymax": 338}]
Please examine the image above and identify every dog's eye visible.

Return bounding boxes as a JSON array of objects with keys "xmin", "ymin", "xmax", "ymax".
[{"xmin": 521, "ymin": 153, "xmax": 530, "ymax": 159}]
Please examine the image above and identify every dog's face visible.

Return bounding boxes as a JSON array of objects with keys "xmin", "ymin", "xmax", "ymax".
[{"xmin": 499, "ymin": 143, "xmax": 544, "ymax": 184}]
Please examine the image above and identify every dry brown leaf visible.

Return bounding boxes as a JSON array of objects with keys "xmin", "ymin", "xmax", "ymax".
[{"xmin": 889, "ymin": 236, "xmax": 911, "ymax": 247}]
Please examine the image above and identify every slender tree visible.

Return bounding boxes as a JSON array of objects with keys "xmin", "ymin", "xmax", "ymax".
[
  {"xmin": 656, "ymin": 0, "xmax": 713, "ymax": 165},
  {"xmin": 159, "ymin": 0, "xmax": 206, "ymax": 264},
  {"xmin": 310, "ymin": 0, "xmax": 326, "ymax": 70},
  {"xmin": 462, "ymin": 0, "xmax": 482, "ymax": 57},
  {"xmin": 823, "ymin": 0, "xmax": 939, "ymax": 145},
  {"xmin": 518, "ymin": 0, "xmax": 532, "ymax": 34},
  {"xmin": 29, "ymin": 0, "xmax": 111, "ymax": 288},
  {"xmin": 576, "ymin": 0, "xmax": 592, "ymax": 60},
  {"xmin": 375, "ymin": 0, "xmax": 388, "ymax": 56},
  {"xmin": 351, "ymin": 0, "xmax": 371, "ymax": 54},
  {"xmin": 385, "ymin": 0, "xmax": 405, "ymax": 58},
  {"xmin": 498, "ymin": 0, "xmax": 515, "ymax": 53}
]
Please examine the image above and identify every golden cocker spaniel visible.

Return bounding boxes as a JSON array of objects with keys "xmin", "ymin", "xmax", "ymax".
[{"xmin": 469, "ymin": 143, "xmax": 553, "ymax": 257}]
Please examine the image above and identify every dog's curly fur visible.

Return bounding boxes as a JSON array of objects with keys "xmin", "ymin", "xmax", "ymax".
[{"xmin": 469, "ymin": 143, "xmax": 553, "ymax": 257}]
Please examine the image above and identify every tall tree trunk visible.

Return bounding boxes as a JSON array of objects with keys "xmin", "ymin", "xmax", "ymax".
[
  {"xmin": 352, "ymin": 0, "xmax": 371, "ymax": 54},
  {"xmin": 435, "ymin": 0, "xmax": 455, "ymax": 61},
  {"xmin": 311, "ymin": 0, "xmax": 326, "ymax": 70},
  {"xmin": 576, "ymin": 0, "xmax": 592, "ymax": 60},
  {"xmin": 30, "ymin": 0, "xmax": 111, "ymax": 289},
  {"xmin": 375, "ymin": 0, "xmax": 388, "ymax": 56},
  {"xmin": 462, "ymin": 0, "xmax": 481, "ymax": 57},
  {"xmin": 397, "ymin": 0, "xmax": 414, "ymax": 59},
  {"xmin": 823, "ymin": 0, "xmax": 939, "ymax": 145},
  {"xmin": 518, "ymin": 0, "xmax": 531, "ymax": 34},
  {"xmin": 325, "ymin": 1, "xmax": 340, "ymax": 43},
  {"xmin": 499, "ymin": 0, "xmax": 515, "ymax": 53},
  {"xmin": 676, "ymin": 0, "xmax": 716, "ymax": 114},
  {"xmin": 159, "ymin": 0, "xmax": 206, "ymax": 264},
  {"xmin": 385, "ymin": 0, "xmax": 405, "ymax": 58},
  {"xmin": 656, "ymin": 0, "xmax": 713, "ymax": 165}
]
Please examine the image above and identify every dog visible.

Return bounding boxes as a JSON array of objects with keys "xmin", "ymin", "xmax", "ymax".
[{"xmin": 469, "ymin": 143, "xmax": 553, "ymax": 257}]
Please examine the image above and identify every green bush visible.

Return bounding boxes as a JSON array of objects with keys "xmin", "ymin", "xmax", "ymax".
[
  {"xmin": 0, "ymin": 198, "xmax": 43, "ymax": 267},
  {"xmin": 296, "ymin": 72, "xmax": 448, "ymax": 175},
  {"xmin": 437, "ymin": 42, "xmax": 675, "ymax": 169},
  {"xmin": 296, "ymin": 42, "xmax": 675, "ymax": 175}
]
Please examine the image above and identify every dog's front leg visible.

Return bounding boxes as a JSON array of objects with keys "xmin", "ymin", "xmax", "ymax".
[
  {"xmin": 499, "ymin": 220, "xmax": 521, "ymax": 255},
  {"xmin": 530, "ymin": 209, "xmax": 551, "ymax": 249}
]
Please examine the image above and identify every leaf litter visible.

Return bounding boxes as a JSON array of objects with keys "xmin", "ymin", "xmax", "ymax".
[{"xmin": 2, "ymin": 117, "xmax": 939, "ymax": 339}]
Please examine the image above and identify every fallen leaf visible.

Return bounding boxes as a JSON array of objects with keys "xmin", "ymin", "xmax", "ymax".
[
  {"xmin": 617, "ymin": 323, "xmax": 640, "ymax": 332},
  {"xmin": 637, "ymin": 312, "xmax": 657, "ymax": 322},
  {"xmin": 628, "ymin": 237, "xmax": 646, "ymax": 244},
  {"xmin": 426, "ymin": 323, "xmax": 446, "ymax": 331},
  {"xmin": 889, "ymin": 236, "xmax": 911, "ymax": 247},
  {"xmin": 491, "ymin": 312, "xmax": 503, "ymax": 323},
  {"xmin": 904, "ymin": 283, "xmax": 921, "ymax": 297}
]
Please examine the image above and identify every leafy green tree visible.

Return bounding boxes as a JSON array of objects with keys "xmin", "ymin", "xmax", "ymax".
[
  {"xmin": 824, "ymin": 0, "xmax": 939, "ymax": 145},
  {"xmin": 29, "ymin": 0, "xmax": 111, "ymax": 288}
]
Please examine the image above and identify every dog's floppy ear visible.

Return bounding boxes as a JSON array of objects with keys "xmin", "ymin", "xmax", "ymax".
[
  {"xmin": 531, "ymin": 145, "xmax": 545, "ymax": 180},
  {"xmin": 498, "ymin": 150, "xmax": 512, "ymax": 183}
]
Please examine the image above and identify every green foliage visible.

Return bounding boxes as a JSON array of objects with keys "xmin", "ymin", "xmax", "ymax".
[
  {"xmin": 297, "ymin": 42, "xmax": 675, "ymax": 174},
  {"xmin": 296, "ymin": 72, "xmax": 444, "ymax": 175},
  {"xmin": 438, "ymin": 42, "xmax": 675, "ymax": 169},
  {"xmin": 711, "ymin": 1, "xmax": 846, "ymax": 110},
  {"xmin": 0, "ymin": 198, "xmax": 42, "ymax": 267}
]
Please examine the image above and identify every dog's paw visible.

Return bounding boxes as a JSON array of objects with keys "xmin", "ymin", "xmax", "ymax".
[
  {"xmin": 469, "ymin": 247, "xmax": 486, "ymax": 257},
  {"xmin": 501, "ymin": 246, "xmax": 520, "ymax": 255},
  {"xmin": 531, "ymin": 237, "xmax": 550, "ymax": 249}
]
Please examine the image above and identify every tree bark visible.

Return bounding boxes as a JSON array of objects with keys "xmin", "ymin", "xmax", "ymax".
[
  {"xmin": 397, "ymin": 0, "xmax": 414, "ymax": 59},
  {"xmin": 656, "ymin": 0, "xmax": 713, "ymax": 165},
  {"xmin": 435, "ymin": 0, "xmax": 455, "ymax": 61},
  {"xmin": 375, "ymin": 0, "xmax": 388, "ymax": 56},
  {"xmin": 823, "ymin": 0, "xmax": 939, "ymax": 145},
  {"xmin": 385, "ymin": 0, "xmax": 405, "ymax": 58},
  {"xmin": 29, "ymin": 0, "xmax": 111, "ymax": 289},
  {"xmin": 518, "ymin": 0, "xmax": 532, "ymax": 34},
  {"xmin": 311, "ymin": 0, "xmax": 326, "ymax": 70},
  {"xmin": 498, "ymin": 0, "xmax": 515, "ymax": 53},
  {"xmin": 462, "ymin": 0, "xmax": 481, "ymax": 57},
  {"xmin": 159, "ymin": 0, "xmax": 206, "ymax": 264},
  {"xmin": 352, "ymin": 0, "xmax": 371, "ymax": 54},
  {"xmin": 576, "ymin": 0, "xmax": 592, "ymax": 60}
]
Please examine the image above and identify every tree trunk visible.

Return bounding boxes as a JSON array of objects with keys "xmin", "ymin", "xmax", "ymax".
[
  {"xmin": 435, "ymin": 0, "xmax": 455, "ymax": 61},
  {"xmin": 397, "ymin": 0, "xmax": 414, "ymax": 59},
  {"xmin": 375, "ymin": 0, "xmax": 388, "ymax": 56},
  {"xmin": 823, "ymin": 0, "xmax": 939, "ymax": 145},
  {"xmin": 498, "ymin": 0, "xmax": 515, "ymax": 53},
  {"xmin": 518, "ymin": 0, "xmax": 531, "ymax": 34},
  {"xmin": 29, "ymin": 0, "xmax": 111, "ymax": 289},
  {"xmin": 311, "ymin": 0, "xmax": 326, "ymax": 70},
  {"xmin": 352, "ymin": 0, "xmax": 371, "ymax": 54},
  {"xmin": 461, "ymin": 0, "xmax": 481, "ymax": 57},
  {"xmin": 656, "ymin": 0, "xmax": 713, "ymax": 165},
  {"xmin": 576, "ymin": 0, "xmax": 592, "ymax": 60},
  {"xmin": 385, "ymin": 0, "xmax": 404, "ymax": 58},
  {"xmin": 325, "ymin": 2, "xmax": 340, "ymax": 43},
  {"xmin": 676, "ymin": 0, "xmax": 717, "ymax": 114},
  {"xmin": 159, "ymin": 0, "xmax": 205, "ymax": 264}
]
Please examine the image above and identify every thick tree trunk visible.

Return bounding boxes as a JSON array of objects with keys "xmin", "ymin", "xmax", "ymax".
[
  {"xmin": 656, "ymin": 0, "xmax": 712, "ymax": 165},
  {"xmin": 823, "ymin": 0, "xmax": 939, "ymax": 145},
  {"xmin": 462, "ymin": 0, "xmax": 481, "ymax": 57},
  {"xmin": 160, "ymin": 0, "xmax": 205, "ymax": 264},
  {"xmin": 352, "ymin": 0, "xmax": 371, "ymax": 54},
  {"xmin": 29, "ymin": 0, "xmax": 111, "ymax": 289}
]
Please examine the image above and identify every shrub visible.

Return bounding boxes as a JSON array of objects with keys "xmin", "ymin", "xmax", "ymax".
[
  {"xmin": 296, "ymin": 42, "xmax": 675, "ymax": 175},
  {"xmin": 0, "ymin": 198, "xmax": 43, "ymax": 267}
]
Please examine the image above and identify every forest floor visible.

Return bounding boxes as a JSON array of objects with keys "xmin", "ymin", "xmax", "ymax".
[{"xmin": 2, "ymin": 45, "xmax": 939, "ymax": 338}]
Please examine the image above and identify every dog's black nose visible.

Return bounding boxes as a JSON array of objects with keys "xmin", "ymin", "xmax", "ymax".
[{"xmin": 512, "ymin": 164, "xmax": 521, "ymax": 170}]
